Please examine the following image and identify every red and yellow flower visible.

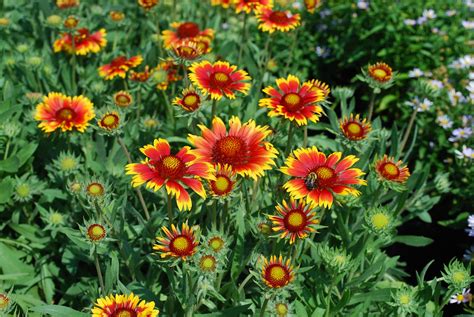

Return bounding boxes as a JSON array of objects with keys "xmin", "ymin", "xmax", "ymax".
[
  {"xmin": 138, "ymin": 0, "xmax": 159, "ymax": 10},
  {"xmin": 98, "ymin": 111, "xmax": 120, "ymax": 131},
  {"xmin": 261, "ymin": 255, "xmax": 294, "ymax": 289},
  {"xmin": 269, "ymin": 198, "xmax": 319, "ymax": 244},
  {"xmin": 154, "ymin": 59, "xmax": 181, "ymax": 90},
  {"xmin": 162, "ymin": 22, "xmax": 214, "ymax": 49},
  {"xmin": 56, "ymin": 0, "xmax": 79, "ymax": 9},
  {"xmin": 109, "ymin": 11, "xmax": 125, "ymax": 22},
  {"xmin": 211, "ymin": 0, "xmax": 232, "ymax": 8},
  {"xmin": 208, "ymin": 164, "xmax": 237, "ymax": 197},
  {"xmin": 34, "ymin": 92, "xmax": 95, "ymax": 133},
  {"xmin": 129, "ymin": 66, "xmax": 152, "ymax": 82},
  {"xmin": 153, "ymin": 222, "xmax": 199, "ymax": 260},
  {"xmin": 173, "ymin": 86, "xmax": 201, "ymax": 112},
  {"xmin": 375, "ymin": 155, "xmax": 410, "ymax": 183},
  {"xmin": 98, "ymin": 55, "xmax": 143, "ymax": 80},
  {"xmin": 91, "ymin": 293, "xmax": 159, "ymax": 317},
  {"xmin": 308, "ymin": 79, "xmax": 330, "ymax": 101},
  {"xmin": 304, "ymin": 0, "xmax": 321, "ymax": 13},
  {"xmin": 172, "ymin": 39, "xmax": 205, "ymax": 61},
  {"xmin": 340, "ymin": 114, "xmax": 371, "ymax": 141},
  {"xmin": 281, "ymin": 147, "xmax": 366, "ymax": 208},
  {"xmin": 260, "ymin": 75, "xmax": 324, "ymax": 126},
  {"xmin": 125, "ymin": 138, "xmax": 210, "ymax": 211},
  {"xmin": 188, "ymin": 116, "xmax": 278, "ymax": 179},
  {"xmin": 189, "ymin": 60, "xmax": 251, "ymax": 100},
  {"xmin": 86, "ymin": 223, "xmax": 107, "ymax": 242},
  {"xmin": 113, "ymin": 91, "xmax": 133, "ymax": 107},
  {"xmin": 53, "ymin": 28, "xmax": 106, "ymax": 55},
  {"xmin": 208, "ymin": 235, "xmax": 226, "ymax": 253},
  {"xmin": 234, "ymin": 0, "xmax": 272, "ymax": 13},
  {"xmin": 255, "ymin": 7, "xmax": 300, "ymax": 33},
  {"xmin": 368, "ymin": 62, "xmax": 393, "ymax": 83}
]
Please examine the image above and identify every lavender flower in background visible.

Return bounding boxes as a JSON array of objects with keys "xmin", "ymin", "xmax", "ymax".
[
  {"xmin": 450, "ymin": 55, "xmax": 474, "ymax": 69},
  {"xmin": 436, "ymin": 115, "xmax": 453, "ymax": 129},
  {"xmin": 422, "ymin": 9, "xmax": 437, "ymax": 20},
  {"xmin": 417, "ymin": 16, "xmax": 428, "ymax": 25},
  {"xmin": 463, "ymin": 246, "xmax": 474, "ymax": 262},
  {"xmin": 449, "ymin": 288, "xmax": 471, "ymax": 304},
  {"xmin": 466, "ymin": 215, "xmax": 474, "ymax": 237},
  {"xmin": 428, "ymin": 79, "xmax": 444, "ymax": 90},
  {"xmin": 357, "ymin": 0, "xmax": 369, "ymax": 10},
  {"xmin": 466, "ymin": 81, "xmax": 474, "ymax": 101},
  {"xmin": 404, "ymin": 19, "xmax": 417, "ymax": 26},
  {"xmin": 408, "ymin": 68, "xmax": 425, "ymax": 78},
  {"xmin": 462, "ymin": 20, "xmax": 474, "ymax": 29},
  {"xmin": 448, "ymin": 89, "xmax": 466, "ymax": 106},
  {"xmin": 462, "ymin": 115, "xmax": 473, "ymax": 127},
  {"xmin": 455, "ymin": 146, "xmax": 474, "ymax": 160},
  {"xmin": 449, "ymin": 127, "xmax": 473, "ymax": 142},
  {"xmin": 446, "ymin": 10, "xmax": 457, "ymax": 17}
]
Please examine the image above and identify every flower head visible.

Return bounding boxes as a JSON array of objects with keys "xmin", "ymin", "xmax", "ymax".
[
  {"xmin": 442, "ymin": 260, "xmax": 472, "ymax": 289},
  {"xmin": 207, "ymin": 234, "xmax": 227, "ymax": 254},
  {"xmin": 129, "ymin": 66, "xmax": 153, "ymax": 82},
  {"xmin": 54, "ymin": 28, "xmax": 106, "ymax": 55},
  {"xmin": 365, "ymin": 207, "xmax": 395, "ymax": 236},
  {"xmin": 189, "ymin": 60, "xmax": 251, "ymax": 100},
  {"xmin": 368, "ymin": 62, "xmax": 393, "ymax": 83},
  {"xmin": 308, "ymin": 79, "xmax": 330, "ymax": 101},
  {"xmin": 173, "ymin": 86, "xmax": 202, "ymax": 112},
  {"xmin": 138, "ymin": 0, "xmax": 159, "ymax": 10},
  {"xmin": 126, "ymin": 139, "xmax": 210, "ymax": 211},
  {"xmin": 449, "ymin": 288, "xmax": 471, "ymax": 304},
  {"xmin": 304, "ymin": 0, "xmax": 322, "ymax": 13},
  {"xmin": 153, "ymin": 222, "xmax": 199, "ymax": 260},
  {"xmin": 171, "ymin": 40, "xmax": 206, "ymax": 62},
  {"xmin": 269, "ymin": 198, "xmax": 319, "ymax": 244},
  {"xmin": 261, "ymin": 255, "xmax": 294, "ymax": 289},
  {"xmin": 91, "ymin": 293, "xmax": 159, "ymax": 317},
  {"xmin": 34, "ymin": 92, "xmax": 95, "ymax": 133},
  {"xmin": 255, "ymin": 7, "xmax": 301, "ymax": 33},
  {"xmin": 390, "ymin": 286, "xmax": 418, "ymax": 314},
  {"xmin": 188, "ymin": 117, "xmax": 278, "ymax": 179},
  {"xmin": 153, "ymin": 59, "xmax": 181, "ymax": 90},
  {"xmin": 97, "ymin": 111, "xmax": 121, "ymax": 132},
  {"xmin": 98, "ymin": 55, "xmax": 143, "ymax": 80},
  {"xmin": 436, "ymin": 114, "xmax": 453, "ymax": 129},
  {"xmin": 234, "ymin": 0, "xmax": 273, "ymax": 13},
  {"xmin": 281, "ymin": 147, "xmax": 366, "ymax": 208},
  {"xmin": 56, "ymin": 0, "xmax": 79, "ymax": 9},
  {"xmin": 162, "ymin": 22, "xmax": 214, "ymax": 49},
  {"xmin": 207, "ymin": 164, "xmax": 237, "ymax": 198},
  {"xmin": 0, "ymin": 293, "xmax": 10, "ymax": 311},
  {"xmin": 260, "ymin": 75, "xmax": 324, "ymax": 126},
  {"xmin": 86, "ymin": 223, "xmax": 107, "ymax": 242},
  {"xmin": 109, "ymin": 11, "xmax": 125, "ymax": 22},
  {"xmin": 113, "ymin": 91, "xmax": 133, "ymax": 107},
  {"xmin": 375, "ymin": 155, "xmax": 410, "ymax": 184},
  {"xmin": 211, "ymin": 0, "xmax": 232, "ymax": 8},
  {"xmin": 339, "ymin": 114, "xmax": 371, "ymax": 141},
  {"xmin": 197, "ymin": 254, "xmax": 218, "ymax": 273}
]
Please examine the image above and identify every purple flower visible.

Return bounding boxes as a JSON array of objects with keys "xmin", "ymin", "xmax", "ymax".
[
  {"xmin": 456, "ymin": 146, "xmax": 474, "ymax": 160},
  {"xmin": 404, "ymin": 19, "xmax": 417, "ymax": 26},
  {"xmin": 449, "ymin": 127, "xmax": 473, "ymax": 142},
  {"xmin": 408, "ymin": 68, "xmax": 425, "ymax": 78},
  {"xmin": 449, "ymin": 288, "xmax": 471, "ymax": 304},
  {"xmin": 357, "ymin": 1, "xmax": 369, "ymax": 10}
]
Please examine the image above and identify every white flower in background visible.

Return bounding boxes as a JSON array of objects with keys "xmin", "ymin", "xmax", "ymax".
[
  {"xmin": 422, "ymin": 9, "xmax": 437, "ymax": 19},
  {"xmin": 408, "ymin": 68, "xmax": 425, "ymax": 78},
  {"xmin": 428, "ymin": 79, "xmax": 443, "ymax": 89},
  {"xmin": 404, "ymin": 19, "xmax": 417, "ymax": 26},
  {"xmin": 450, "ymin": 55, "xmax": 474, "ymax": 69},
  {"xmin": 466, "ymin": 0, "xmax": 474, "ymax": 8},
  {"xmin": 417, "ymin": 16, "xmax": 428, "ymax": 25},
  {"xmin": 319, "ymin": 9, "xmax": 332, "ymax": 18},
  {"xmin": 357, "ymin": 0, "xmax": 369, "ymax": 9},
  {"xmin": 446, "ymin": 10, "xmax": 457, "ymax": 16},
  {"xmin": 466, "ymin": 81, "xmax": 474, "ymax": 99},
  {"xmin": 469, "ymin": 72, "xmax": 474, "ymax": 80},
  {"xmin": 431, "ymin": 27, "xmax": 440, "ymax": 34},
  {"xmin": 417, "ymin": 98, "xmax": 433, "ymax": 112},
  {"xmin": 449, "ymin": 288, "xmax": 471, "ymax": 304},
  {"xmin": 292, "ymin": 1, "xmax": 302, "ymax": 10},
  {"xmin": 462, "ymin": 20, "xmax": 474, "ymax": 29},
  {"xmin": 315, "ymin": 46, "xmax": 329, "ymax": 58},
  {"xmin": 448, "ymin": 89, "xmax": 466, "ymax": 106},
  {"xmin": 455, "ymin": 146, "xmax": 474, "ymax": 160},
  {"xmin": 436, "ymin": 115, "xmax": 453, "ymax": 129},
  {"xmin": 221, "ymin": 22, "xmax": 229, "ymax": 30}
]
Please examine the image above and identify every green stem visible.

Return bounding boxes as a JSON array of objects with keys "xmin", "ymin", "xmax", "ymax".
[
  {"xmin": 117, "ymin": 137, "xmax": 151, "ymax": 220},
  {"xmin": 285, "ymin": 123, "xmax": 295, "ymax": 157},
  {"xmin": 167, "ymin": 193, "xmax": 173, "ymax": 224},
  {"xmin": 94, "ymin": 248, "xmax": 105, "ymax": 295},
  {"xmin": 162, "ymin": 90, "xmax": 175, "ymax": 126},
  {"xmin": 325, "ymin": 281, "xmax": 335, "ymax": 317},
  {"xmin": 303, "ymin": 125, "xmax": 308, "ymax": 148},
  {"xmin": 3, "ymin": 137, "xmax": 10, "ymax": 160},
  {"xmin": 211, "ymin": 99, "xmax": 217, "ymax": 119},
  {"xmin": 70, "ymin": 32, "xmax": 77, "ymax": 94},
  {"xmin": 259, "ymin": 296, "xmax": 271, "ymax": 317},
  {"xmin": 237, "ymin": 13, "xmax": 248, "ymax": 64},
  {"xmin": 367, "ymin": 91, "xmax": 376, "ymax": 121},
  {"xmin": 400, "ymin": 108, "xmax": 418, "ymax": 154},
  {"xmin": 237, "ymin": 273, "xmax": 253, "ymax": 295},
  {"xmin": 212, "ymin": 200, "xmax": 217, "ymax": 228}
]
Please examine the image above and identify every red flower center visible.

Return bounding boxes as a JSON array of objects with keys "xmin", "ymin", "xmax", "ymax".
[
  {"xmin": 170, "ymin": 235, "xmax": 193, "ymax": 256},
  {"xmin": 210, "ymin": 175, "xmax": 233, "ymax": 196},
  {"xmin": 177, "ymin": 22, "xmax": 200, "ymax": 38},
  {"xmin": 282, "ymin": 93, "xmax": 303, "ymax": 112},
  {"xmin": 56, "ymin": 107, "xmax": 76, "ymax": 121},
  {"xmin": 154, "ymin": 155, "xmax": 186, "ymax": 179},
  {"xmin": 210, "ymin": 72, "xmax": 231, "ymax": 88},
  {"xmin": 284, "ymin": 209, "xmax": 307, "ymax": 232},
  {"xmin": 212, "ymin": 136, "xmax": 248, "ymax": 166},
  {"xmin": 269, "ymin": 11, "xmax": 290, "ymax": 24},
  {"xmin": 265, "ymin": 264, "xmax": 290, "ymax": 288},
  {"xmin": 112, "ymin": 308, "xmax": 137, "ymax": 317},
  {"xmin": 380, "ymin": 162, "xmax": 400, "ymax": 179}
]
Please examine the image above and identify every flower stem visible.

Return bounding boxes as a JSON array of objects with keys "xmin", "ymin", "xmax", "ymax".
[
  {"xmin": 285, "ymin": 123, "xmax": 295, "ymax": 157},
  {"xmin": 70, "ymin": 32, "xmax": 77, "ymax": 94},
  {"xmin": 325, "ymin": 281, "xmax": 335, "ymax": 317},
  {"xmin": 167, "ymin": 193, "xmax": 173, "ymax": 225},
  {"xmin": 3, "ymin": 137, "xmax": 10, "ymax": 160},
  {"xmin": 117, "ymin": 137, "xmax": 151, "ymax": 220},
  {"xmin": 211, "ymin": 99, "xmax": 217, "ymax": 119},
  {"xmin": 237, "ymin": 13, "xmax": 248, "ymax": 65},
  {"xmin": 259, "ymin": 296, "xmax": 271, "ymax": 317},
  {"xmin": 94, "ymin": 248, "xmax": 105, "ymax": 295},
  {"xmin": 367, "ymin": 91, "xmax": 376, "ymax": 121},
  {"xmin": 400, "ymin": 108, "xmax": 418, "ymax": 154},
  {"xmin": 237, "ymin": 273, "xmax": 253, "ymax": 295},
  {"xmin": 303, "ymin": 125, "xmax": 308, "ymax": 148}
]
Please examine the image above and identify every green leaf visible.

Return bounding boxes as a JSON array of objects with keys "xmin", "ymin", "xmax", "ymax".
[
  {"xmin": 30, "ymin": 305, "xmax": 89, "ymax": 317},
  {"xmin": 0, "ymin": 177, "xmax": 13, "ymax": 204},
  {"xmin": 394, "ymin": 235, "xmax": 433, "ymax": 247}
]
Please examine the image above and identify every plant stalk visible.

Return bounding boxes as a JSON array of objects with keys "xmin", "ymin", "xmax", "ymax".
[{"xmin": 94, "ymin": 248, "xmax": 105, "ymax": 295}]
